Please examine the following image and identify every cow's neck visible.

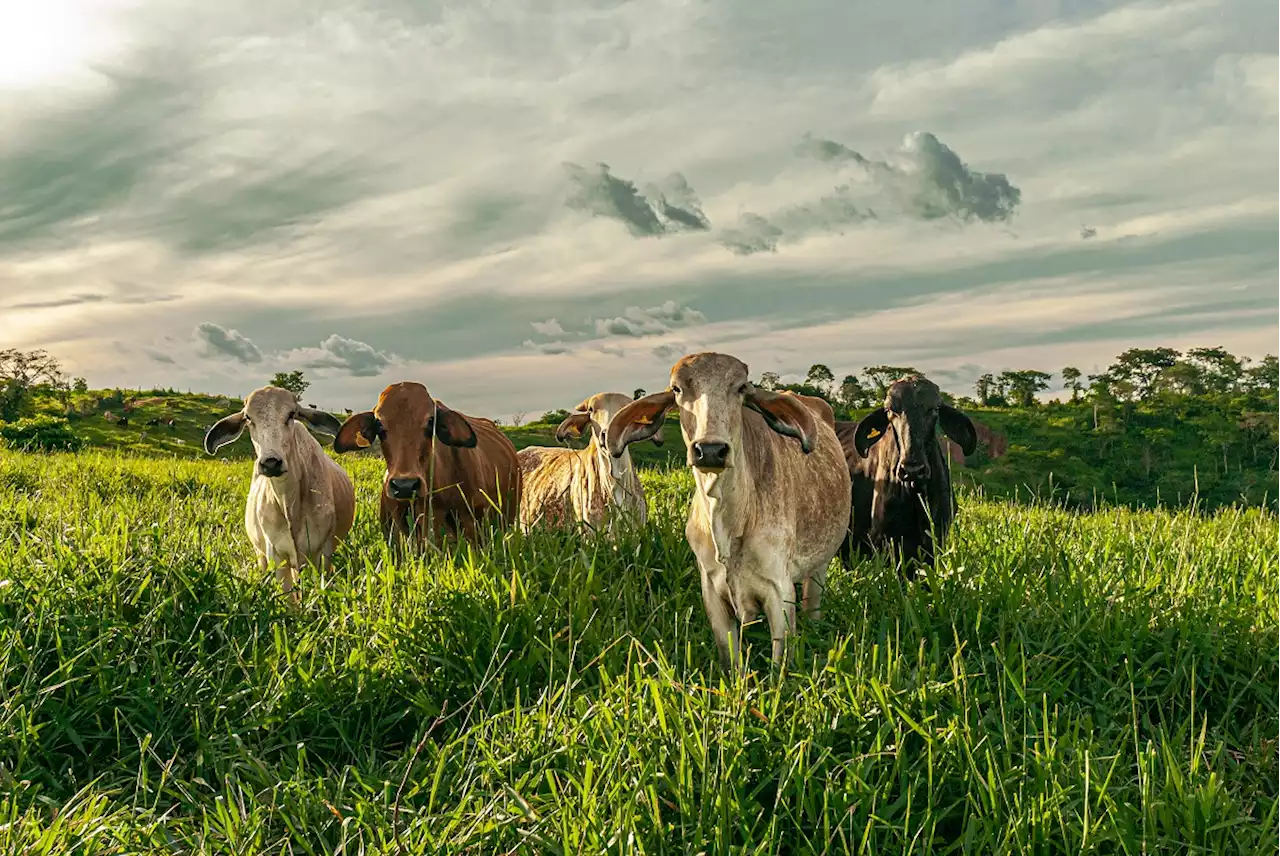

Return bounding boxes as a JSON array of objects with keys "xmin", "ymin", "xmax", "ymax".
[
  {"xmin": 693, "ymin": 431, "xmax": 755, "ymax": 566},
  {"xmin": 590, "ymin": 434, "xmax": 636, "ymax": 508}
]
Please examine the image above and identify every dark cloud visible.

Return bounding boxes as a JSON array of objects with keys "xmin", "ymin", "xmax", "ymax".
[
  {"xmin": 1081, "ymin": 225, "xmax": 1098, "ymax": 239},
  {"xmin": 800, "ymin": 131, "xmax": 1021, "ymax": 224},
  {"xmin": 795, "ymin": 133, "xmax": 868, "ymax": 165},
  {"xmin": 722, "ymin": 131, "xmax": 1021, "ymax": 254},
  {"xmin": 195, "ymin": 322, "xmax": 263, "ymax": 364},
  {"xmin": 8, "ymin": 293, "xmax": 107, "ymax": 310},
  {"xmin": 305, "ymin": 334, "xmax": 392, "ymax": 377},
  {"xmin": 7, "ymin": 286, "xmax": 180, "ymax": 310},
  {"xmin": 564, "ymin": 163, "xmax": 709, "ymax": 237},
  {"xmin": 591, "ymin": 301, "xmax": 706, "ymax": 337},
  {"xmin": 720, "ymin": 213, "xmax": 783, "ymax": 255},
  {"xmin": 145, "ymin": 348, "xmax": 176, "ymax": 365}
]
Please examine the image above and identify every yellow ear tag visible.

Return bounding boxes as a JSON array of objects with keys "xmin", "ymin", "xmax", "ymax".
[
  {"xmin": 355, "ymin": 433, "xmax": 371, "ymax": 448},
  {"xmin": 867, "ymin": 428, "xmax": 882, "ymax": 439}
]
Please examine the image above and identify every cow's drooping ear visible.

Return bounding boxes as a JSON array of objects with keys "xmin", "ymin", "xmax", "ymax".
[
  {"xmin": 555, "ymin": 411, "xmax": 592, "ymax": 442},
  {"xmin": 744, "ymin": 386, "xmax": 820, "ymax": 454},
  {"xmin": 333, "ymin": 411, "xmax": 379, "ymax": 453},
  {"xmin": 650, "ymin": 426, "xmax": 665, "ymax": 447},
  {"xmin": 297, "ymin": 406, "xmax": 343, "ymax": 437},
  {"xmin": 204, "ymin": 412, "xmax": 246, "ymax": 455},
  {"xmin": 853, "ymin": 408, "xmax": 891, "ymax": 458},
  {"xmin": 432, "ymin": 402, "xmax": 478, "ymax": 448},
  {"xmin": 939, "ymin": 404, "xmax": 978, "ymax": 456},
  {"xmin": 606, "ymin": 389, "xmax": 675, "ymax": 457}
]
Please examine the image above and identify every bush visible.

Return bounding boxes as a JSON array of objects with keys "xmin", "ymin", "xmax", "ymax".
[{"xmin": 0, "ymin": 415, "xmax": 85, "ymax": 452}]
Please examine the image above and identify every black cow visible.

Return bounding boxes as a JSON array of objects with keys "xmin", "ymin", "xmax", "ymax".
[{"xmin": 836, "ymin": 375, "xmax": 977, "ymax": 578}]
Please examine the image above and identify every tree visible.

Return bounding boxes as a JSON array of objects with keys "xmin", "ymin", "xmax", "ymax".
[
  {"xmin": 1244, "ymin": 354, "xmax": 1278, "ymax": 394},
  {"xmin": 1184, "ymin": 347, "xmax": 1244, "ymax": 394},
  {"xmin": 805, "ymin": 364, "xmax": 835, "ymax": 394},
  {"xmin": 758, "ymin": 372, "xmax": 780, "ymax": 391},
  {"xmin": 863, "ymin": 365, "xmax": 920, "ymax": 398},
  {"xmin": 998, "ymin": 370, "xmax": 1051, "ymax": 407},
  {"xmin": 633, "ymin": 388, "xmax": 646, "ymax": 400},
  {"xmin": 540, "ymin": 409, "xmax": 571, "ymax": 425},
  {"xmin": 510, "ymin": 411, "xmax": 527, "ymax": 428},
  {"xmin": 837, "ymin": 374, "xmax": 867, "ymax": 410},
  {"xmin": 72, "ymin": 377, "xmax": 89, "ymax": 393},
  {"xmin": 1061, "ymin": 367, "xmax": 1083, "ymax": 402},
  {"xmin": 0, "ymin": 348, "xmax": 66, "ymax": 421},
  {"xmin": 270, "ymin": 370, "xmax": 310, "ymax": 397},
  {"xmin": 1106, "ymin": 347, "xmax": 1180, "ymax": 399},
  {"xmin": 974, "ymin": 373, "xmax": 996, "ymax": 405}
]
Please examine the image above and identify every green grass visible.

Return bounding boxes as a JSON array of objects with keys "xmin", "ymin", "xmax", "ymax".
[{"xmin": 0, "ymin": 449, "xmax": 1276, "ymax": 854}]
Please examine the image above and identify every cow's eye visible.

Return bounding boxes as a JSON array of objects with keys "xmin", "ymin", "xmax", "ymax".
[
  {"xmin": 286, "ymin": 412, "xmax": 295, "ymax": 422},
  {"xmin": 737, "ymin": 383, "xmax": 748, "ymax": 395},
  {"xmin": 671, "ymin": 384, "xmax": 682, "ymax": 395}
]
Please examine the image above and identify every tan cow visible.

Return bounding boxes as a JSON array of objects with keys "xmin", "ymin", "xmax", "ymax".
[
  {"xmin": 517, "ymin": 392, "xmax": 659, "ymax": 534},
  {"xmin": 607, "ymin": 353, "xmax": 852, "ymax": 670},
  {"xmin": 204, "ymin": 387, "xmax": 355, "ymax": 604},
  {"xmin": 333, "ymin": 382, "xmax": 521, "ymax": 547}
]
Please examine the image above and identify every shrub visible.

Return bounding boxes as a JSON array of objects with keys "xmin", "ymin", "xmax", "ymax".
[{"xmin": 0, "ymin": 415, "xmax": 85, "ymax": 452}]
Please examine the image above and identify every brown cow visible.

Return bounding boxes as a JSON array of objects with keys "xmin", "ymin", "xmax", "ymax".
[
  {"xmin": 608, "ymin": 353, "xmax": 851, "ymax": 670},
  {"xmin": 517, "ymin": 392, "xmax": 657, "ymax": 535},
  {"xmin": 334, "ymin": 382, "xmax": 521, "ymax": 547}
]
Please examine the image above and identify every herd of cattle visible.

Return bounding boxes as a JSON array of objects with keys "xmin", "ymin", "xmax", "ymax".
[{"xmin": 203, "ymin": 352, "xmax": 979, "ymax": 670}]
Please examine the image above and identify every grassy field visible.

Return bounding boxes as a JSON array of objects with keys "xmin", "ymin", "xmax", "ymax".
[{"xmin": 0, "ymin": 448, "xmax": 1276, "ymax": 854}]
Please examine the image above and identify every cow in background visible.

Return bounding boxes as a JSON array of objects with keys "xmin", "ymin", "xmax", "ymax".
[
  {"xmin": 518, "ymin": 392, "xmax": 657, "ymax": 534},
  {"xmin": 334, "ymin": 382, "xmax": 521, "ymax": 548},
  {"xmin": 836, "ymin": 375, "xmax": 977, "ymax": 578}
]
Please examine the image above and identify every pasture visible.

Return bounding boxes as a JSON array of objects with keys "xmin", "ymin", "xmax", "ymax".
[{"xmin": 0, "ymin": 448, "xmax": 1275, "ymax": 854}]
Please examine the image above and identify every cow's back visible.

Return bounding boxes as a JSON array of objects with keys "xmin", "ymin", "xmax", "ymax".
[
  {"xmin": 516, "ymin": 446, "xmax": 578, "ymax": 528},
  {"xmin": 435, "ymin": 416, "xmax": 522, "ymax": 524}
]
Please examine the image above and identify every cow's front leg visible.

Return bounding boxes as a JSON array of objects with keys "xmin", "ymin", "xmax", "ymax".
[{"xmin": 699, "ymin": 567, "xmax": 741, "ymax": 673}]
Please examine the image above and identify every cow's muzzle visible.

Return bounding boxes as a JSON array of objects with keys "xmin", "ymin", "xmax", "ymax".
[
  {"xmin": 691, "ymin": 441, "xmax": 730, "ymax": 471},
  {"xmin": 388, "ymin": 477, "xmax": 422, "ymax": 500},
  {"xmin": 258, "ymin": 456, "xmax": 286, "ymax": 477}
]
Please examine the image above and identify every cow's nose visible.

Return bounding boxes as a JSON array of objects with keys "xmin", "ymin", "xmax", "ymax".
[
  {"xmin": 691, "ymin": 441, "xmax": 730, "ymax": 470},
  {"xmin": 388, "ymin": 477, "xmax": 422, "ymax": 500},
  {"xmin": 258, "ymin": 456, "xmax": 285, "ymax": 477},
  {"xmin": 898, "ymin": 460, "xmax": 930, "ymax": 482}
]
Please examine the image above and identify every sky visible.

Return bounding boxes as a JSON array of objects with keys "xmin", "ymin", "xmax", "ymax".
[{"xmin": 1, "ymin": 0, "xmax": 1276, "ymax": 418}]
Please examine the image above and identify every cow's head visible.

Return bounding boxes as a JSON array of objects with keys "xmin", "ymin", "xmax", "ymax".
[
  {"xmin": 332, "ymin": 381, "xmax": 477, "ymax": 501},
  {"xmin": 853, "ymin": 375, "xmax": 977, "ymax": 485},
  {"xmin": 607, "ymin": 352, "xmax": 819, "ymax": 473},
  {"xmin": 204, "ymin": 386, "xmax": 342, "ymax": 477},
  {"xmin": 557, "ymin": 391, "xmax": 661, "ymax": 479}
]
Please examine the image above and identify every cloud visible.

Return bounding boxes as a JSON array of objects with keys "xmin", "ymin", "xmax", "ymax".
[
  {"xmin": 8, "ymin": 293, "xmax": 107, "ymax": 310},
  {"xmin": 721, "ymin": 131, "xmax": 1021, "ymax": 254},
  {"xmin": 144, "ymin": 348, "xmax": 175, "ymax": 365},
  {"xmin": 303, "ymin": 334, "xmax": 392, "ymax": 377},
  {"xmin": 652, "ymin": 342, "xmax": 687, "ymax": 361},
  {"xmin": 591, "ymin": 300, "xmax": 707, "ymax": 337},
  {"xmin": 523, "ymin": 339, "xmax": 573, "ymax": 355},
  {"xmin": 530, "ymin": 318, "xmax": 566, "ymax": 336},
  {"xmin": 564, "ymin": 163, "xmax": 710, "ymax": 237},
  {"xmin": 720, "ymin": 214, "xmax": 784, "ymax": 255},
  {"xmin": 195, "ymin": 322, "xmax": 263, "ymax": 364}
]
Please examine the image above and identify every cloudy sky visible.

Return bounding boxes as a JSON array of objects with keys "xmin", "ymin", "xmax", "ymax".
[{"xmin": 2, "ymin": 0, "xmax": 1276, "ymax": 416}]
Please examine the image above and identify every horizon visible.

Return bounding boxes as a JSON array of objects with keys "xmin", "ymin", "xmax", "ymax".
[{"xmin": 3, "ymin": 0, "xmax": 1277, "ymax": 421}]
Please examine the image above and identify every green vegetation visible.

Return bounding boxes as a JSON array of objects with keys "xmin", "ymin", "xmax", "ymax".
[
  {"xmin": 3, "ymin": 342, "xmax": 1276, "ymax": 510},
  {"xmin": 0, "ymin": 449, "xmax": 1275, "ymax": 852}
]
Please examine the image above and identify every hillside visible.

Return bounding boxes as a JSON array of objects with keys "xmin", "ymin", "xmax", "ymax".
[{"xmin": 10, "ymin": 384, "xmax": 1278, "ymax": 510}]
